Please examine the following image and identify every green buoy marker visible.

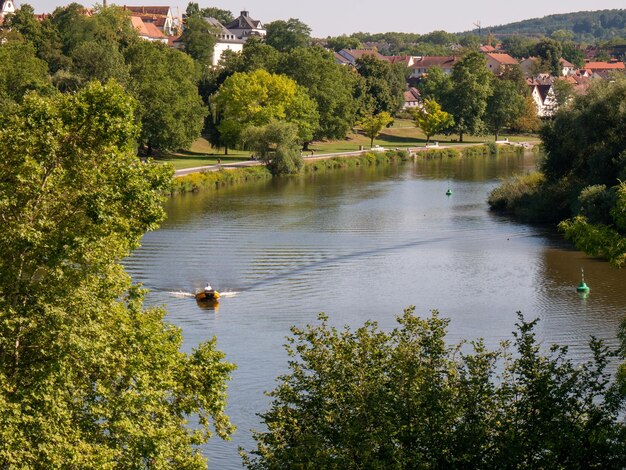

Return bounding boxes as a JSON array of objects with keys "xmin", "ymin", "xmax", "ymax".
[
  {"xmin": 446, "ymin": 188, "xmax": 453, "ymax": 196},
  {"xmin": 576, "ymin": 268, "xmax": 590, "ymax": 293}
]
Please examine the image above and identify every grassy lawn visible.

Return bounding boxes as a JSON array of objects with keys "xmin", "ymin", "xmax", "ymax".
[
  {"xmin": 158, "ymin": 124, "xmax": 539, "ymax": 170},
  {"xmin": 153, "ymin": 138, "xmax": 250, "ymax": 170},
  {"xmin": 309, "ymin": 119, "xmax": 538, "ymax": 154}
]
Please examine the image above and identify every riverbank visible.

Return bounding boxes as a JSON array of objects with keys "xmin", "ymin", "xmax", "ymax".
[{"xmin": 170, "ymin": 142, "xmax": 534, "ymax": 195}]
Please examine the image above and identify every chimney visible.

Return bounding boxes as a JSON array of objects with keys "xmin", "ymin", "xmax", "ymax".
[{"xmin": 241, "ymin": 10, "xmax": 249, "ymax": 17}]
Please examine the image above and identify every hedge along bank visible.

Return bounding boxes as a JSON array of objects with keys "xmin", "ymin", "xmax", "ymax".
[{"xmin": 169, "ymin": 144, "xmax": 530, "ymax": 195}]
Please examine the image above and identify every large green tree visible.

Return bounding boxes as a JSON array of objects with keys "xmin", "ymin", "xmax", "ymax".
[
  {"xmin": 243, "ymin": 308, "xmax": 626, "ymax": 468},
  {"xmin": 357, "ymin": 111, "xmax": 394, "ymax": 147},
  {"xmin": 486, "ymin": 78, "xmax": 525, "ymax": 140},
  {"xmin": 213, "ymin": 69, "xmax": 319, "ymax": 150},
  {"xmin": 265, "ymin": 18, "xmax": 311, "ymax": 52},
  {"xmin": 0, "ymin": 42, "xmax": 50, "ymax": 103},
  {"xmin": 413, "ymin": 99, "xmax": 454, "ymax": 144},
  {"xmin": 0, "ymin": 82, "xmax": 234, "ymax": 467},
  {"xmin": 70, "ymin": 40, "xmax": 130, "ymax": 86},
  {"xmin": 180, "ymin": 14, "xmax": 217, "ymax": 66},
  {"xmin": 448, "ymin": 52, "xmax": 493, "ymax": 142},
  {"xmin": 278, "ymin": 47, "xmax": 361, "ymax": 143},
  {"xmin": 125, "ymin": 41, "xmax": 207, "ymax": 153},
  {"xmin": 356, "ymin": 54, "xmax": 406, "ymax": 115}
]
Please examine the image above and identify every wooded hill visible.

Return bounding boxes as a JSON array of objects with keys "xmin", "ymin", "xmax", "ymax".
[{"xmin": 469, "ymin": 9, "xmax": 626, "ymax": 41}]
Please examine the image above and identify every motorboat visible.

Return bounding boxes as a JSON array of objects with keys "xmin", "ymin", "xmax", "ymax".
[{"xmin": 196, "ymin": 289, "xmax": 220, "ymax": 303}]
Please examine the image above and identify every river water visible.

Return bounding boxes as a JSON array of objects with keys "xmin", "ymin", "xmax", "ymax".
[{"xmin": 125, "ymin": 153, "xmax": 626, "ymax": 468}]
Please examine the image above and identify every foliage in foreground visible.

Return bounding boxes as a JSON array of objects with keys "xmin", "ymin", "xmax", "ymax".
[
  {"xmin": 243, "ymin": 308, "xmax": 626, "ymax": 469},
  {"xmin": 0, "ymin": 83, "xmax": 234, "ymax": 467}
]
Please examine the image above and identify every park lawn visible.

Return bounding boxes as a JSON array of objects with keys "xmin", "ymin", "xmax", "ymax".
[
  {"xmin": 309, "ymin": 119, "xmax": 537, "ymax": 154},
  {"xmin": 154, "ymin": 138, "xmax": 250, "ymax": 170},
  {"xmin": 160, "ymin": 125, "xmax": 539, "ymax": 169}
]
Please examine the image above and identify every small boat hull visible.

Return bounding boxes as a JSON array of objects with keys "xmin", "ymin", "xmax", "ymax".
[{"xmin": 196, "ymin": 290, "xmax": 220, "ymax": 302}]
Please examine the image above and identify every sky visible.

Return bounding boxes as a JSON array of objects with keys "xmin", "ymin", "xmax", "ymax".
[{"xmin": 31, "ymin": 0, "xmax": 626, "ymax": 37}]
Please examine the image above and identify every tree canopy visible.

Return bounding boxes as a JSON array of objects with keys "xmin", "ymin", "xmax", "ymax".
[
  {"xmin": 0, "ymin": 82, "xmax": 234, "ymax": 467},
  {"xmin": 265, "ymin": 18, "xmax": 312, "ymax": 52},
  {"xmin": 213, "ymin": 69, "xmax": 319, "ymax": 149},
  {"xmin": 244, "ymin": 308, "xmax": 626, "ymax": 468}
]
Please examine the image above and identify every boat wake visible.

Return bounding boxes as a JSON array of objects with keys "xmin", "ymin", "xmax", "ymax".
[
  {"xmin": 168, "ymin": 291, "xmax": 196, "ymax": 298},
  {"xmin": 218, "ymin": 291, "xmax": 239, "ymax": 298},
  {"xmin": 167, "ymin": 290, "xmax": 239, "ymax": 299}
]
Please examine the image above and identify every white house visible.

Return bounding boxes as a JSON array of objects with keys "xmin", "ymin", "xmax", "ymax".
[
  {"xmin": 204, "ymin": 17, "xmax": 244, "ymax": 66},
  {"xmin": 403, "ymin": 87, "xmax": 421, "ymax": 109},
  {"xmin": 529, "ymin": 82, "xmax": 557, "ymax": 117}
]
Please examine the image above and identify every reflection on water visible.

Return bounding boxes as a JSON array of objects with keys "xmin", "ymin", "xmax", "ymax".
[{"xmin": 125, "ymin": 153, "xmax": 626, "ymax": 469}]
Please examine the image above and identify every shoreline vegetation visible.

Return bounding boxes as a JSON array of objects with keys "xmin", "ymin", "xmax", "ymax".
[{"xmin": 169, "ymin": 143, "xmax": 530, "ymax": 195}]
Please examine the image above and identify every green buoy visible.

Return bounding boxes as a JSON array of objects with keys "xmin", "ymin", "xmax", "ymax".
[
  {"xmin": 446, "ymin": 189, "xmax": 453, "ymax": 196},
  {"xmin": 576, "ymin": 268, "xmax": 590, "ymax": 293}
]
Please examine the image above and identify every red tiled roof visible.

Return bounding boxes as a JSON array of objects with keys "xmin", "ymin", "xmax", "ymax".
[
  {"xmin": 584, "ymin": 61, "xmax": 625, "ymax": 70},
  {"xmin": 411, "ymin": 56, "xmax": 459, "ymax": 68},
  {"xmin": 125, "ymin": 5, "xmax": 170, "ymax": 16},
  {"xmin": 130, "ymin": 16, "xmax": 165, "ymax": 39},
  {"xmin": 404, "ymin": 87, "xmax": 421, "ymax": 101},
  {"xmin": 560, "ymin": 58, "xmax": 575, "ymax": 67},
  {"xmin": 480, "ymin": 45, "xmax": 496, "ymax": 52},
  {"xmin": 485, "ymin": 53, "xmax": 518, "ymax": 65}
]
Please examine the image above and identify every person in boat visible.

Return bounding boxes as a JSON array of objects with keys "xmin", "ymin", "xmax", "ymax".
[{"xmin": 204, "ymin": 283, "xmax": 212, "ymax": 294}]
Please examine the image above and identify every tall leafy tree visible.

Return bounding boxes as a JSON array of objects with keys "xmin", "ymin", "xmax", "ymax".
[
  {"xmin": 448, "ymin": 52, "xmax": 493, "ymax": 142},
  {"xmin": 243, "ymin": 308, "xmax": 626, "ymax": 468},
  {"xmin": 70, "ymin": 40, "xmax": 130, "ymax": 86},
  {"xmin": 486, "ymin": 78, "xmax": 525, "ymax": 140},
  {"xmin": 355, "ymin": 54, "xmax": 405, "ymax": 115},
  {"xmin": 265, "ymin": 18, "xmax": 312, "ymax": 52},
  {"xmin": 0, "ymin": 42, "xmax": 50, "ymax": 103},
  {"xmin": 278, "ymin": 47, "xmax": 361, "ymax": 143},
  {"xmin": 125, "ymin": 41, "xmax": 207, "ymax": 153},
  {"xmin": 180, "ymin": 14, "xmax": 217, "ymax": 66},
  {"xmin": 0, "ymin": 82, "xmax": 234, "ymax": 467},
  {"xmin": 213, "ymin": 69, "xmax": 319, "ymax": 150},
  {"xmin": 533, "ymin": 38, "xmax": 563, "ymax": 76},
  {"xmin": 357, "ymin": 111, "xmax": 394, "ymax": 147},
  {"xmin": 413, "ymin": 99, "xmax": 453, "ymax": 144}
]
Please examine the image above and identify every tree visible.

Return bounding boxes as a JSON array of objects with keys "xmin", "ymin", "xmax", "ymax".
[
  {"xmin": 70, "ymin": 40, "xmax": 130, "ymax": 86},
  {"xmin": 265, "ymin": 18, "xmax": 311, "ymax": 52},
  {"xmin": 412, "ymin": 99, "xmax": 453, "ymax": 143},
  {"xmin": 0, "ymin": 82, "xmax": 235, "ymax": 467},
  {"xmin": 243, "ymin": 308, "xmax": 626, "ymax": 468},
  {"xmin": 213, "ymin": 69, "xmax": 319, "ymax": 150},
  {"xmin": 278, "ymin": 47, "xmax": 360, "ymax": 143},
  {"xmin": 510, "ymin": 95, "xmax": 541, "ymax": 133},
  {"xmin": 125, "ymin": 41, "xmax": 207, "ymax": 153},
  {"xmin": 355, "ymin": 54, "xmax": 405, "ymax": 115},
  {"xmin": 243, "ymin": 120, "xmax": 303, "ymax": 175},
  {"xmin": 357, "ymin": 111, "xmax": 394, "ymax": 147},
  {"xmin": 448, "ymin": 52, "xmax": 493, "ymax": 142},
  {"xmin": 533, "ymin": 38, "xmax": 563, "ymax": 76},
  {"xmin": 486, "ymin": 78, "xmax": 525, "ymax": 140},
  {"xmin": 417, "ymin": 65, "xmax": 452, "ymax": 105},
  {"xmin": 185, "ymin": 2, "xmax": 233, "ymax": 24},
  {"xmin": 325, "ymin": 35, "xmax": 362, "ymax": 52},
  {"xmin": 180, "ymin": 14, "xmax": 217, "ymax": 66},
  {"xmin": 501, "ymin": 35, "xmax": 537, "ymax": 59},
  {"xmin": 0, "ymin": 42, "xmax": 50, "ymax": 102}
]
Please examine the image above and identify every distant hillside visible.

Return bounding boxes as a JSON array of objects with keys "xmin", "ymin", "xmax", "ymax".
[{"xmin": 469, "ymin": 9, "xmax": 626, "ymax": 41}]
